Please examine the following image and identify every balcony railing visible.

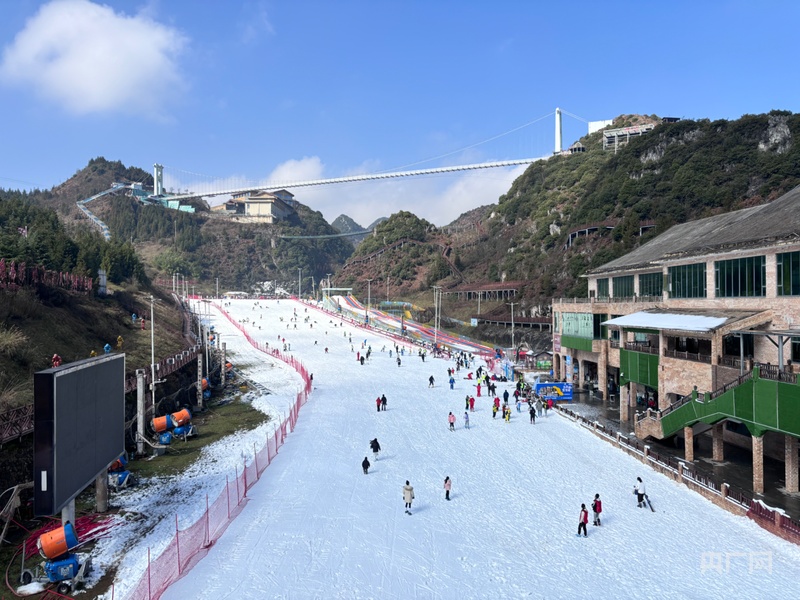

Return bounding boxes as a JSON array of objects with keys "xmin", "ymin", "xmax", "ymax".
[
  {"xmin": 663, "ymin": 349, "xmax": 712, "ymax": 364},
  {"xmin": 553, "ymin": 295, "xmax": 662, "ymax": 304},
  {"xmin": 624, "ymin": 341, "xmax": 659, "ymax": 355},
  {"xmin": 720, "ymin": 356, "xmax": 742, "ymax": 369},
  {"xmin": 609, "ymin": 340, "xmax": 620, "ymax": 349}
]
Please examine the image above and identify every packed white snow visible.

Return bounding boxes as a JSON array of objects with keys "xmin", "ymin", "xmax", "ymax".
[{"xmin": 103, "ymin": 299, "xmax": 800, "ymax": 599}]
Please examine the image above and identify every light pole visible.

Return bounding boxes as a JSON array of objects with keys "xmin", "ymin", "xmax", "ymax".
[
  {"xmin": 366, "ymin": 278, "xmax": 373, "ymax": 324},
  {"xmin": 432, "ymin": 286, "xmax": 442, "ymax": 347},
  {"xmin": 150, "ymin": 295, "xmax": 157, "ymax": 413},
  {"xmin": 326, "ymin": 273, "xmax": 332, "ymax": 297},
  {"xmin": 298, "ymin": 268, "xmax": 302, "ymax": 298},
  {"xmin": 507, "ymin": 302, "xmax": 517, "ymax": 357},
  {"xmin": 216, "ymin": 277, "xmax": 219, "ymax": 298}
]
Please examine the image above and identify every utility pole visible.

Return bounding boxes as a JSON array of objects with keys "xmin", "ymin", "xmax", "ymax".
[
  {"xmin": 507, "ymin": 302, "xmax": 517, "ymax": 356},
  {"xmin": 150, "ymin": 295, "xmax": 157, "ymax": 414},
  {"xmin": 298, "ymin": 268, "xmax": 302, "ymax": 298},
  {"xmin": 432, "ymin": 286, "xmax": 442, "ymax": 347},
  {"xmin": 366, "ymin": 278, "xmax": 373, "ymax": 324},
  {"xmin": 326, "ymin": 273, "xmax": 332, "ymax": 298},
  {"xmin": 216, "ymin": 277, "xmax": 219, "ymax": 298}
]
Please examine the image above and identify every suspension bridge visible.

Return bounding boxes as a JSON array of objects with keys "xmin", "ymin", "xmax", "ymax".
[{"xmin": 156, "ymin": 108, "xmax": 595, "ymax": 201}]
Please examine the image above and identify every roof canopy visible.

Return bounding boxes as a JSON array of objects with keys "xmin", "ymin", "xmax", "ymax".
[{"xmin": 602, "ymin": 311, "xmax": 728, "ymax": 333}]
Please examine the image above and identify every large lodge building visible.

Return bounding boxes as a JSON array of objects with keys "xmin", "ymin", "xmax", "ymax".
[{"xmin": 551, "ymin": 185, "xmax": 800, "ymax": 495}]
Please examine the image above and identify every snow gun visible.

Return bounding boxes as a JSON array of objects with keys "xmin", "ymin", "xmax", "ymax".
[
  {"xmin": 108, "ymin": 454, "xmax": 136, "ymax": 489},
  {"xmin": 21, "ymin": 522, "xmax": 92, "ymax": 594},
  {"xmin": 151, "ymin": 408, "xmax": 197, "ymax": 444}
]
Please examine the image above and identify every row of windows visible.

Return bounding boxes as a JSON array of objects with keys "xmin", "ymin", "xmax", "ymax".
[
  {"xmin": 596, "ymin": 253, "xmax": 800, "ymax": 298},
  {"xmin": 778, "ymin": 251, "xmax": 800, "ymax": 296}
]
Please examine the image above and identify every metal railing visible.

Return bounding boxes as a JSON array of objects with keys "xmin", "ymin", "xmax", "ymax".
[
  {"xmin": 663, "ymin": 349, "xmax": 712, "ymax": 364},
  {"xmin": 625, "ymin": 341, "xmax": 659, "ymax": 355}
]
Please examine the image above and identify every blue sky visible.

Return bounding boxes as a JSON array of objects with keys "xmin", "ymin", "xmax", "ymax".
[{"xmin": 1, "ymin": 0, "xmax": 798, "ymax": 226}]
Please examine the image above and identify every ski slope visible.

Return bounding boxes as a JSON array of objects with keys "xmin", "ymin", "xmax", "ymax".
[{"xmin": 160, "ymin": 299, "xmax": 800, "ymax": 599}]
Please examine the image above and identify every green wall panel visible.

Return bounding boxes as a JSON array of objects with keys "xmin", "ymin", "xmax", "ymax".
[
  {"xmin": 778, "ymin": 382, "xmax": 800, "ymax": 433},
  {"xmin": 732, "ymin": 381, "xmax": 754, "ymax": 423},
  {"xmin": 620, "ymin": 349, "xmax": 659, "ymax": 389},
  {"xmin": 754, "ymin": 380, "xmax": 778, "ymax": 430},
  {"xmin": 560, "ymin": 335, "xmax": 593, "ymax": 352}
]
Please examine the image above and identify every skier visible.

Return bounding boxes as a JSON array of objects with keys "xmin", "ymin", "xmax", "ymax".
[
  {"xmin": 376, "ymin": 397, "xmax": 382, "ymax": 412},
  {"xmin": 503, "ymin": 389, "xmax": 509, "ymax": 404},
  {"xmin": 492, "ymin": 405, "xmax": 498, "ymax": 419},
  {"xmin": 469, "ymin": 396, "xmax": 475, "ymax": 412},
  {"xmin": 536, "ymin": 398, "xmax": 543, "ymax": 417},
  {"xmin": 578, "ymin": 504, "xmax": 588, "ymax": 537},
  {"xmin": 465, "ymin": 395, "xmax": 470, "ymax": 410},
  {"xmin": 381, "ymin": 394, "xmax": 387, "ymax": 411},
  {"xmin": 634, "ymin": 477, "xmax": 646, "ymax": 508},
  {"xmin": 529, "ymin": 405, "xmax": 536, "ymax": 424},
  {"xmin": 448, "ymin": 412, "xmax": 456, "ymax": 431},
  {"xmin": 429, "ymin": 375, "xmax": 435, "ymax": 388},
  {"xmin": 397, "ymin": 357, "xmax": 401, "ymax": 367},
  {"xmin": 592, "ymin": 494, "xmax": 602, "ymax": 526},
  {"xmin": 370, "ymin": 438, "xmax": 381, "ymax": 461},
  {"xmin": 476, "ymin": 383, "xmax": 481, "ymax": 397},
  {"xmin": 504, "ymin": 407, "xmax": 511, "ymax": 423},
  {"xmin": 403, "ymin": 481, "xmax": 415, "ymax": 514},
  {"xmin": 464, "ymin": 411, "xmax": 470, "ymax": 429},
  {"xmin": 444, "ymin": 476, "xmax": 452, "ymax": 501},
  {"xmin": 362, "ymin": 456, "xmax": 370, "ymax": 474},
  {"xmin": 450, "ymin": 376, "xmax": 455, "ymax": 390},
  {"xmin": 360, "ymin": 356, "xmax": 365, "ymax": 365},
  {"xmin": 516, "ymin": 399, "xmax": 522, "ymax": 413}
]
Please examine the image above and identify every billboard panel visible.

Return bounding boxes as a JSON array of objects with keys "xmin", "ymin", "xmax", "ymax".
[{"xmin": 34, "ymin": 354, "xmax": 125, "ymax": 516}]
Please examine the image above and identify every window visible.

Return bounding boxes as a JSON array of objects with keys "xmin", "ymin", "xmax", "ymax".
[
  {"xmin": 612, "ymin": 276, "xmax": 634, "ymax": 298},
  {"xmin": 562, "ymin": 312, "xmax": 593, "ymax": 338},
  {"xmin": 638, "ymin": 272, "xmax": 663, "ymax": 297},
  {"xmin": 714, "ymin": 256, "xmax": 765, "ymax": 297},
  {"xmin": 668, "ymin": 263, "xmax": 706, "ymax": 298},
  {"xmin": 593, "ymin": 314, "xmax": 606, "ymax": 339},
  {"xmin": 723, "ymin": 334, "xmax": 753, "ymax": 357},
  {"xmin": 596, "ymin": 278, "xmax": 609, "ymax": 297},
  {"xmin": 777, "ymin": 251, "xmax": 800, "ymax": 296},
  {"xmin": 793, "ymin": 337, "xmax": 800, "ymax": 362}
]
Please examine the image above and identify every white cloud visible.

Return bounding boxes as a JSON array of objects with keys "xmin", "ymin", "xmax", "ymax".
[
  {"xmin": 240, "ymin": 1, "xmax": 275, "ymax": 45},
  {"xmin": 0, "ymin": 0, "xmax": 187, "ymax": 116}
]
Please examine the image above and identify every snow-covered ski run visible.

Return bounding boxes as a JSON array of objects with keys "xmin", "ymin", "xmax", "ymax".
[{"xmin": 106, "ymin": 299, "xmax": 800, "ymax": 599}]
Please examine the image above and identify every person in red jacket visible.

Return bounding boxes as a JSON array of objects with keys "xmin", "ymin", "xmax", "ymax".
[
  {"xmin": 578, "ymin": 504, "xmax": 588, "ymax": 537},
  {"xmin": 592, "ymin": 494, "xmax": 602, "ymax": 526},
  {"xmin": 469, "ymin": 396, "xmax": 475, "ymax": 412},
  {"xmin": 376, "ymin": 397, "xmax": 382, "ymax": 412}
]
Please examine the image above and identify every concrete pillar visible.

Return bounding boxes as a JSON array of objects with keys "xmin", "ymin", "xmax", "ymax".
[
  {"xmin": 684, "ymin": 426, "xmax": 694, "ymax": 462},
  {"xmin": 753, "ymin": 435, "xmax": 765, "ymax": 495},
  {"xmin": 721, "ymin": 482, "xmax": 729, "ymax": 500},
  {"xmin": 598, "ymin": 343, "xmax": 608, "ymax": 404},
  {"xmin": 786, "ymin": 435, "xmax": 799, "ymax": 493},
  {"xmin": 221, "ymin": 342, "xmax": 227, "ymax": 388},
  {"xmin": 61, "ymin": 500, "xmax": 75, "ymax": 527},
  {"xmin": 712, "ymin": 423, "xmax": 724, "ymax": 462},
  {"xmin": 621, "ymin": 383, "xmax": 630, "ymax": 421},
  {"xmin": 96, "ymin": 472, "xmax": 108, "ymax": 513},
  {"xmin": 197, "ymin": 352, "xmax": 204, "ymax": 409},
  {"xmin": 578, "ymin": 357, "xmax": 585, "ymax": 388},
  {"xmin": 136, "ymin": 369, "xmax": 146, "ymax": 456}
]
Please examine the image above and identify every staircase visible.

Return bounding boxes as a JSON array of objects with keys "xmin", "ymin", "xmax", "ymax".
[{"xmin": 634, "ymin": 367, "xmax": 799, "ymax": 440}]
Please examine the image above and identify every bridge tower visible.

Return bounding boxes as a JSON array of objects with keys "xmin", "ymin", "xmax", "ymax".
[
  {"xmin": 555, "ymin": 107, "xmax": 563, "ymax": 154},
  {"xmin": 153, "ymin": 163, "xmax": 164, "ymax": 196}
]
